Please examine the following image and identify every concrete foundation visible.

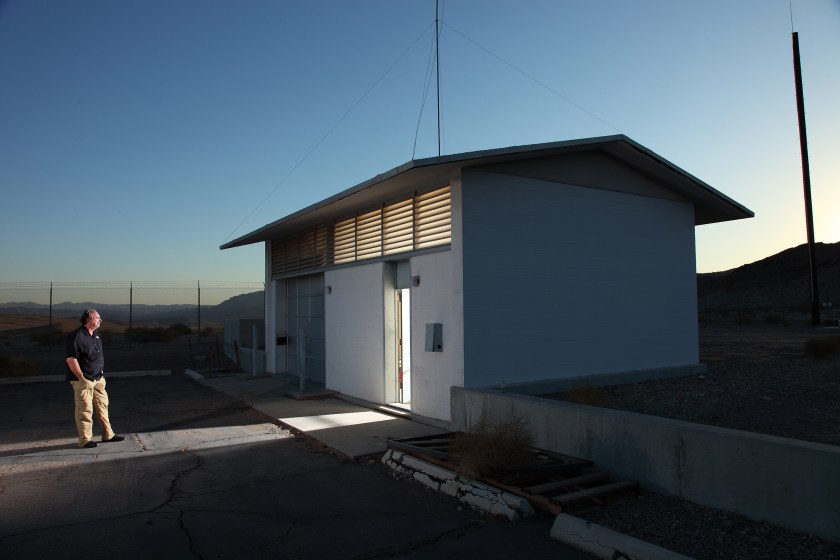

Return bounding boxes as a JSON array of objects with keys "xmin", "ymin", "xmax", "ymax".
[{"xmin": 382, "ymin": 449, "xmax": 535, "ymax": 521}]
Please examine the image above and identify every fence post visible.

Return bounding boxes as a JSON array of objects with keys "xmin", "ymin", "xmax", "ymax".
[
  {"xmin": 197, "ymin": 280, "xmax": 201, "ymax": 341},
  {"xmin": 48, "ymin": 282, "xmax": 53, "ymax": 345}
]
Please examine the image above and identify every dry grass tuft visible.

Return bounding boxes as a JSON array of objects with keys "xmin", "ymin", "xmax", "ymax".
[
  {"xmin": 0, "ymin": 354, "xmax": 41, "ymax": 377},
  {"xmin": 452, "ymin": 415, "xmax": 534, "ymax": 479}
]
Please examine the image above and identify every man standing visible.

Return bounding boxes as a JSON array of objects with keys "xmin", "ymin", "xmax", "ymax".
[{"xmin": 65, "ymin": 309, "xmax": 125, "ymax": 448}]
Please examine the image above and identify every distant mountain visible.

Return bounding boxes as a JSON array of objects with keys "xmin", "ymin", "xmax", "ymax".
[
  {"xmin": 698, "ymin": 241, "xmax": 840, "ymax": 313},
  {"xmin": 3, "ymin": 242, "xmax": 837, "ymax": 322},
  {"xmin": 202, "ymin": 290, "xmax": 264, "ymax": 321},
  {"xmin": 0, "ymin": 291, "xmax": 264, "ymax": 323}
]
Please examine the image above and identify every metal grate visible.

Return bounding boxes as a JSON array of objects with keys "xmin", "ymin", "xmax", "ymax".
[{"xmin": 387, "ymin": 432, "xmax": 638, "ymax": 516}]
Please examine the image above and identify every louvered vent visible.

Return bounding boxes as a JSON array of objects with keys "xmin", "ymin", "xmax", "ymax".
[
  {"xmin": 271, "ymin": 186, "xmax": 450, "ymax": 276},
  {"xmin": 415, "ymin": 187, "xmax": 452, "ymax": 249}
]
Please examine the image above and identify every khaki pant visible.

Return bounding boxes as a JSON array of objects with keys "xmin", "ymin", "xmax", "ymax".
[{"xmin": 70, "ymin": 378, "xmax": 115, "ymax": 447}]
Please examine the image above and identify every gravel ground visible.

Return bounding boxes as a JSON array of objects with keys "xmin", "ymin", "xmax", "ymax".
[
  {"xmin": 544, "ymin": 320, "xmax": 840, "ymax": 559},
  {"xmin": 583, "ymin": 490, "xmax": 839, "ymax": 560}
]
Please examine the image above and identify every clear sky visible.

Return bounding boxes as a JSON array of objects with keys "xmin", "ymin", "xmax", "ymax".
[{"xmin": 1, "ymin": 0, "xmax": 838, "ymax": 283}]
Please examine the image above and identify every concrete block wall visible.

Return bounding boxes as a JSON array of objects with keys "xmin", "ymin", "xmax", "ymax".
[
  {"xmin": 409, "ymin": 249, "xmax": 465, "ymax": 422},
  {"xmin": 451, "ymin": 386, "xmax": 840, "ymax": 541},
  {"xmin": 460, "ymin": 169, "xmax": 699, "ymax": 388}
]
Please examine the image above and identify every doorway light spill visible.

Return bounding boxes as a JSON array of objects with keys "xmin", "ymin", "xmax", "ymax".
[{"xmin": 278, "ymin": 411, "xmax": 397, "ymax": 432}]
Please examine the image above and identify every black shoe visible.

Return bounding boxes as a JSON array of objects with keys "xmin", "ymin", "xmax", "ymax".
[
  {"xmin": 103, "ymin": 435, "xmax": 125, "ymax": 443},
  {"xmin": 82, "ymin": 441, "xmax": 98, "ymax": 448}
]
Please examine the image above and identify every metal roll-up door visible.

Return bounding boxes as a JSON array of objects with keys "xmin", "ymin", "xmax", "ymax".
[{"xmin": 286, "ymin": 273, "xmax": 325, "ymax": 384}]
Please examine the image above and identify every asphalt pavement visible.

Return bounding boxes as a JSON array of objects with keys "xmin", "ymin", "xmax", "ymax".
[{"xmin": 0, "ymin": 373, "xmax": 594, "ymax": 559}]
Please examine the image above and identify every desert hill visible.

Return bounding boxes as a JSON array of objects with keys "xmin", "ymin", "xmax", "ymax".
[
  {"xmin": 698, "ymin": 241, "xmax": 840, "ymax": 314},
  {"xmin": 0, "ymin": 290, "xmax": 264, "ymax": 328}
]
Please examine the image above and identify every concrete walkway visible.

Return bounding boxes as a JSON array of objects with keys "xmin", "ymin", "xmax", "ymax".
[{"xmin": 188, "ymin": 371, "xmax": 446, "ymax": 459}]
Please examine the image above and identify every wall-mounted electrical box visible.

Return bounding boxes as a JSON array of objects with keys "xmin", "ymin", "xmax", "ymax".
[{"xmin": 425, "ymin": 323, "xmax": 443, "ymax": 352}]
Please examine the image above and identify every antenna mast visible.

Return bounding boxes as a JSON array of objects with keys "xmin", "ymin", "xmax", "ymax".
[
  {"xmin": 792, "ymin": 31, "xmax": 821, "ymax": 326},
  {"xmin": 435, "ymin": 0, "xmax": 441, "ymax": 156}
]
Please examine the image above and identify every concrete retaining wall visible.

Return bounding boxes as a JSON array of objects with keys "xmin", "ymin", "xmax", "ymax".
[{"xmin": 451, "ymin": 386, "xmax": 840, "ymax": 541}]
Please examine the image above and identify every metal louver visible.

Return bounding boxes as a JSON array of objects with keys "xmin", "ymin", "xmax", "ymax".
[{"xmin": 270, "ymin": 186, "xmax": 451, "ymax": 276}]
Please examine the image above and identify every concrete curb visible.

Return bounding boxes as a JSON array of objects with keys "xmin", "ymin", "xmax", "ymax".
[
  {"xmin": 0, "ymin": 370, "xmax": 172, "ymax": 385},
  {"xmin": 382, "ymin": 449, "xmax": 535, "ymax": 521},
  {"xmin": 184, "ymin": 369, "xmax": 205, "ymax": 382},
  {"xmin": 551, "ymin": 513, "xmax": 695, "ymax": 560}
]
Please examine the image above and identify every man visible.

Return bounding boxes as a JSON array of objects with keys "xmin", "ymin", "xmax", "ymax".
[{"xmin": 65, "ymin": 309, "xmax": 125, "ymax": 448}]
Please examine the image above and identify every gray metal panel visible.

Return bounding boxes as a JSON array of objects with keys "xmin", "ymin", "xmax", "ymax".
[
  {"xmin": 395, "ymin": 260, "xmax": 411, "ymax": 289},
  {"xmin": 285, "ymin": 273, "xmax": 326, "ymax": 384}
]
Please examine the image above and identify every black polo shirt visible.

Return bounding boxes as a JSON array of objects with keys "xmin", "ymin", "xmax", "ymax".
[{"xmin": 66, "ymin": 326, "xmax": 104, "ymax": 382}]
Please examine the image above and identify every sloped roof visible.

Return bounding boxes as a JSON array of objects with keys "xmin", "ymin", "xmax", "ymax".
[{"xmin": 221, "ymin": 135, "xmax": 753, "ymax": 250}]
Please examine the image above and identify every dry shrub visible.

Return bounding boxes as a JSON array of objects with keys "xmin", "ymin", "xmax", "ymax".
[
  {"xmin": 452, "ymin": 415, "xmax": 533, "ymax": 479},
  {"xmin": 0, "ymin": 354, "xmax": 41, "ymax": 377},
  {"xmin": 29, "ymin": 327, "xmax": 63, "ymax": 346},
  {"xmin": 805, "ymin": 336, "xmax": 840, "ymax": 359}
]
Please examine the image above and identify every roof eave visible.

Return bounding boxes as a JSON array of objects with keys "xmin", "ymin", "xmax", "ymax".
[{"xmin": 219, "ymin": 134, "xmax": 752, "ymax": 249}]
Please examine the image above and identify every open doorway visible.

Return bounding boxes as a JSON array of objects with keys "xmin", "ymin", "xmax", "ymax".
[
  {"xmin": 387, "ymin": 260, "xmax": 411, "ymax": 409},
  {"xmin": 395, "ymin": 287, "xmax": 411, "ymax": 406}
]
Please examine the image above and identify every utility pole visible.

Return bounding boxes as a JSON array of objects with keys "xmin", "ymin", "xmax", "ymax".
[
  {"xmin": 435, "ymin": 0, "xmax": 441, "ymax": 156},
  {"xmin": 792, "ymin": 32, "xmax": 820, "ymax": 326}
]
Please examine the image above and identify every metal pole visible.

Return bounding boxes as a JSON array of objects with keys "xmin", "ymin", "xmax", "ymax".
[
  {"xmin": 298, "ymin": 329, "xmax": 306, "ymax": 392},
  {"xmin": 435, "ymin": 0, "xmax": 441, "ymax": 156},
  {"xmin": 251, "ymin": 324, "xmax": 258, "ymax": 376},
  {"xmin": 792, "ymin": 32, "xmax": 820, "ymax": 326},
  {"xmin": 197, "ymin": 280, "xmax": 201, "ymax": 340},
  {"xmin": 48, "ymin": 282, "xmax": 53, "ymax": 345},
  {"xmin": 129, "ymin": 281, "xmax": 133, "ymax": 335}
]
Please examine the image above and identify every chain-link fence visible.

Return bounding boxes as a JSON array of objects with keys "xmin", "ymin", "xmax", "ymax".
[{"xmin": 0, "ymin": 281, "xmax": 264, "ymax": 378}]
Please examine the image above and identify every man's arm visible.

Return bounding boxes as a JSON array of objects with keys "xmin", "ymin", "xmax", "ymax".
[{"xmin": 65, "ymin": 357, "xmax": 85, "ymax": 381}]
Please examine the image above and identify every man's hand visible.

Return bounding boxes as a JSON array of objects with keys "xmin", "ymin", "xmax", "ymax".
[{"xmin": 65, "ymin": 357, "xmax": 85, "ymax": 381}]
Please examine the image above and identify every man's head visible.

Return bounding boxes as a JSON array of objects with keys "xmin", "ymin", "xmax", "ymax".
[{"xmin": 80, "ymin": 309, "xmax": 102, "ymax": 330}]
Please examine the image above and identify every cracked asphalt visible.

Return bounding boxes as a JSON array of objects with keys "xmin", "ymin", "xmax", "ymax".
[{"xmin": 0, "ymin": 375, "xmax": 592, "ymax": 559}]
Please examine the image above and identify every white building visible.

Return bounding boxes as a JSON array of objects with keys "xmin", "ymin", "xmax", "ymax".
[{"xmin": 222, "ymin": 135, "xmax": 752, "ymax": 424}]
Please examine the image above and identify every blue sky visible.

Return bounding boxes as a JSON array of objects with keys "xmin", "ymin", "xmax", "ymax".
[{"xmin": 1, "ymin": 0, "xmax": 838, "ymax": 283}]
